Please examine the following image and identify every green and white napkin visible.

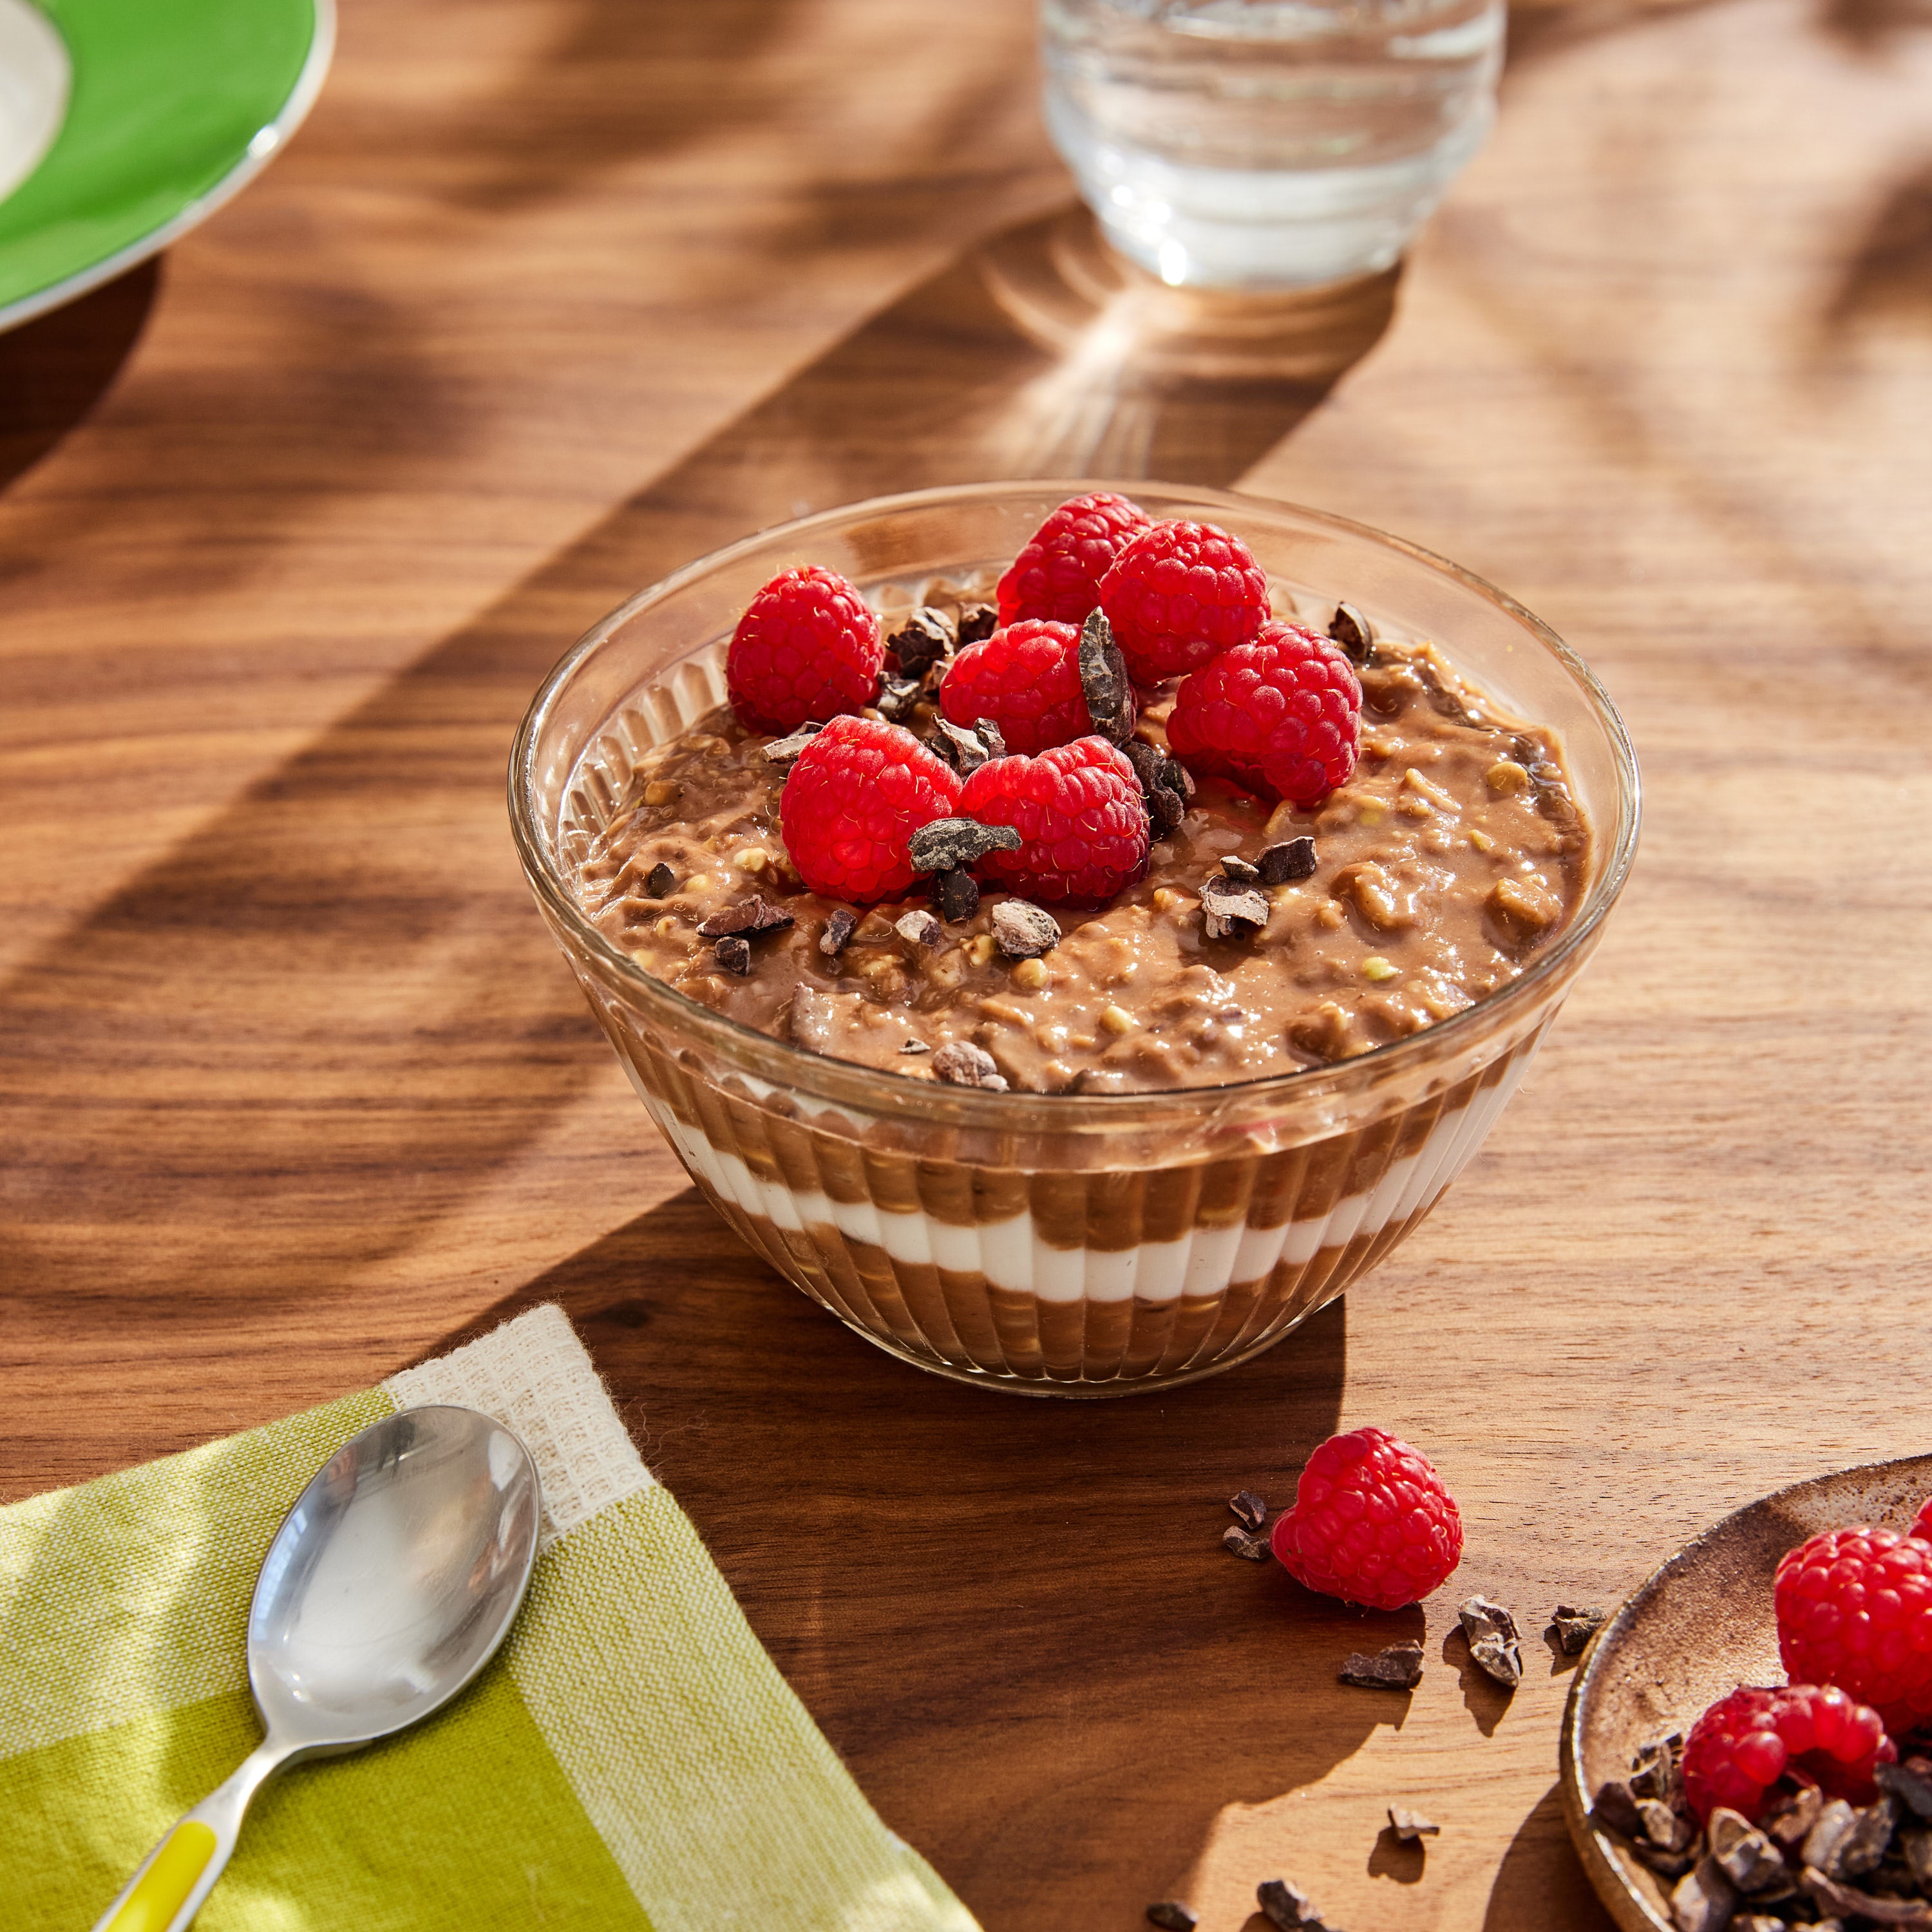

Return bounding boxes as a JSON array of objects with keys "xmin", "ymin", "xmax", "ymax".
[{"xmin": 1, "ymin": 1305, "xmax": 976, "ymax": 1931}]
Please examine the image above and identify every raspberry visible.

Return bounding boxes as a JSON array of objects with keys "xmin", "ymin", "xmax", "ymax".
[
  {"xmin": 996, "ymin": 491, "xmax": 1150, "ymax": 628},
  {"xmin": 726, "ymin": 565, "xmax": 883, "ymax": 734},
  {"xmin": 1167, "ymin": 621, "xmax": 1362, "ymax": 804},
  {"xmin": 1681, "ymin": 1683, "xmax": 1896, "ymax": 1824},
  {"xmin": 940, "ymin": 619, "xmax": 1132, "ymax": 756},
  {"xmin": 1776, "ymin": 1525, "xmax": 1932, "ymax": 1735},
  {"xmin": 1097, "ymin": 518, "xmax": 1271, "ymax": 685},
  {"xmin": 956, "ymin": 739, "xmax": 1149, "ymax": 906},
  {"xmin": 1269, "ymin": 1427, "xmax": 1463, "ymax": 1611},
  {"xmin": 778, "ymin": 715, "xmax": 961, "ymax": 904}
]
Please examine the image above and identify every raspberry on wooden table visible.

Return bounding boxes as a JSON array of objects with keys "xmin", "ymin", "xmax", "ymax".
[
  {"xmin": 1096, "ymin": 518, "xmax": 1270, "ymax": 685},
  {"xmin": 1776, "ymin": 1525, "xmax": 1932, "ymax": 1736},
  {"xmin": 1167, "ymin": 620, "xmax": 1362, "ymax": 805},
  {"xmin": 995, "ymin": 491, "xmax": 1150, "ymax": 628},
  {"xmin": 941, "ymin": 619, "xmax": 1129, "ymax": 756},
  {"xmin": 1681, "ymin": 1683, "xmax": 1896, "ymax": 1824},
  {"xmin": 778, "ymin": 716, "xmax": 961, "ymax": 903},
  {"xmin": 1269, "ymin": 1426, "xmax": 1463, "ymax": 1611},
  {"xmin": 726, "ymin": 564, "xmax": 884, "ymax": 734},
  {"xmin": 957, "ymin": 738, "xmax": 1149, "ymax": 906}
]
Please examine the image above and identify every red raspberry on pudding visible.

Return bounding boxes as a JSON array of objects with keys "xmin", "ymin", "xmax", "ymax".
[
  {"xmin": 1097, "ymin": 518, "xmax": 1270, "ymax": 685},
  {"xmin": 940, "ymin": 619, "xmax": 1132, "ymax": 757},
  {"xmin": 1269, "ymin": 1426, "xmax": 1463, "ymax": 1611},
  {"xmin": 957, "ymin": 738, "xmax": 1149, "ymax": 907},
  {"xmin": 1681, "ymin": 1683, "xmax": 1895, "ymax": 1824},
  {"xmin": 996, "ymin": 491, "xmax": 1150, "ymax": 629},
  {"xmin": 1168, "ymin": 620, "xmax": 1362, "ymax": 805},
  {"xmin": 726, "ymin": 565, "xmax": 884, "ymax": 734},
  {"xmin": 779, "ymin": 716, "xmax": 961, "ymax": 904},
  {"xmin": 1775, "ymin": 1524, "xmax": 1932, "ymax": 1736}
]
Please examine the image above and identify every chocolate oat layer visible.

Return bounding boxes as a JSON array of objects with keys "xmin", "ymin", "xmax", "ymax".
[{"xmin": 568, "ymin": 636, "xmax": 1590, "ymax": 1094}]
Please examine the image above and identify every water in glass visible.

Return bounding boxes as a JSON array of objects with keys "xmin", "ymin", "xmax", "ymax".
[{"xmin": 1041, "ymin": 0, "xmax": 1504, "ymax": 289}]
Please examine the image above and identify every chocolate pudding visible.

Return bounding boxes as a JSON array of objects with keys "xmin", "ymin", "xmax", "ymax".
[{"xmin": 569, "ymin": 611, "xmax": 1587, "ymax": 1095}]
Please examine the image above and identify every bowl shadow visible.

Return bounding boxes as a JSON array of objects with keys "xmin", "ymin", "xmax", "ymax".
[{"xmin": 426, "ymin": 1186, "xmax": 1376, "ymax": 1927}]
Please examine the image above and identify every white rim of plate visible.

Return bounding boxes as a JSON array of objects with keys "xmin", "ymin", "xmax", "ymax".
[{"xmin": 0, "ymin": 0, "xmax": 336, "ymax": 334}]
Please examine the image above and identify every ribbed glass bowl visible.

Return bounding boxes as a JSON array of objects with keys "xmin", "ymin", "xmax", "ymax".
[{"xmin": 509, "ymin": 481, "xmax": 1640, "ymax": 1396}]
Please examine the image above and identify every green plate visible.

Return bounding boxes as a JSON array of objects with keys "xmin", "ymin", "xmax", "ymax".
[{"xmin": 0, "ymin": 0, "xmax": 331, "ymax": 330}]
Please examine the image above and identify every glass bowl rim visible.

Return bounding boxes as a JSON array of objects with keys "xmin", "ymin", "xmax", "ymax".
[{"xmin": 507, "ymin": 478, "xmax": 1642, "ymax": 1126}]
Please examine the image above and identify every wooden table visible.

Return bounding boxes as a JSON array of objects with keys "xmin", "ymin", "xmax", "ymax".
[{"xmin": 6, "ymin": 0, "xmax": 1931, "ymax": 1924}]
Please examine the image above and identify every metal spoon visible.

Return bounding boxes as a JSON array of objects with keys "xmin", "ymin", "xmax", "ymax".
[{"xmin": 91, "ymin": 1404, "xmax": 542, "ymax": 1932}]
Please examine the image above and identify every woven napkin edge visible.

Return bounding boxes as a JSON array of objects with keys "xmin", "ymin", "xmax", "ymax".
[{"xmin": 384, "ymin": 1303, "xmax": 651, "ymax": 1548}]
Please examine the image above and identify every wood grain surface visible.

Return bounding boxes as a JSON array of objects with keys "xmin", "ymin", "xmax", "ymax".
[{"xmin": 5, "ymin": 0, "xmax": 1931, "ymax": 1926}]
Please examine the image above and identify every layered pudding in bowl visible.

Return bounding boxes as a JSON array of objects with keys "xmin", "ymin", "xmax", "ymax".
[{"xmin": 509, "ymin": 482, "xmax": 1639, "ymax": 1394}]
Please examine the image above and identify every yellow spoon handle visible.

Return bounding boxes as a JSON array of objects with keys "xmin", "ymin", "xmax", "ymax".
[
  {"xmin": 98, "ymin": 1823, "xmax": 218, "ymax": 1932},
  {"xmin": 89, "ymin": 1742, "xmax": 285, "ymax": 1932}
]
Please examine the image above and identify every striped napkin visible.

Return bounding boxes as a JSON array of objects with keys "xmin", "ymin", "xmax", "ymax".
[{"xmin": 1, "ymin": 1305, "xmax": 975, "ymax": 1931}]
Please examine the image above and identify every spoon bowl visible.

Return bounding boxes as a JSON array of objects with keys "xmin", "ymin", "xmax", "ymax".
[
  {"xmin": 91, "ymin": 1405, "xmax": 542, "ymax": 1932},
  {"xmin": 250, "ymin": 1406, "xmax": 542, "ymax": 1749}
]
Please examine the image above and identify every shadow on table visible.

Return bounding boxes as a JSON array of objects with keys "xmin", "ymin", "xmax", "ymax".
[
  {"xmin": 1483, "ymin": 1782, "xmax": 1617, "ymax": 1932},
  {"xmin": 0, "ymin": 202, "xmax": 1394, "ymax": 1334},
  {"xmin": 0, "ymin": 260, "xmax": 159, "ymax": 492},
  {"xmin": 424, "ymin": 1187, "xmax": 1385, "ymax": 1927}
]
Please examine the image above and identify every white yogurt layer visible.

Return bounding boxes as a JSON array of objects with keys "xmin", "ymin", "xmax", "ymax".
[{"xmin": 630, "ymin": 1048, "xmax": 1532, "ymax": 1305}]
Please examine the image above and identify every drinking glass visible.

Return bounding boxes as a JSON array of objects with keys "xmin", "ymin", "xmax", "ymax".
[{"xmin": 1041, "ymin": 0, "xmax": 1506, "ymax": 289}]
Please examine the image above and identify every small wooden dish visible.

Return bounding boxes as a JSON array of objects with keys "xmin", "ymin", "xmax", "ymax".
[{"xmin": 1560, "ymin": 1452, "xmax": 1932, "ymax": 1931}]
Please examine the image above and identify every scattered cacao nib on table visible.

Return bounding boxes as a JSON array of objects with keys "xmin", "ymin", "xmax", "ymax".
[
  {"xmin": 1222, "ymin": 1525, "xmax": 1271, "ymax": 1561},
  {"xmin": 1388, "ymin": 1807, "xmax": 1440, "ymax": 1842},
  {"xmin": 1550, "ymin": 1603, "xmax": 1606, "ymax": 1653},
  {"xmin": 1142, "ymin": 1904, "xmax": 1197, "ymax": 1932},
  {"xmin": 1340, "ymin": 1642, "xmax": 1425, "ymax": 1690},
  {"xmin": 1229, "ymin": 1489, "xmax": 1269, "ymax": 1532},
  {"xmin": 1257, "ymin": 1875, "xmax": 1344, "ymax": 1931},
  {"xmin": 1458, "ymin": 1595, "xmax": 1524, "ymax": 1688}
]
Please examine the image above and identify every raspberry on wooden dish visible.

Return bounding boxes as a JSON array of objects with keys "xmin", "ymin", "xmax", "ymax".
[
  {"xmin": 777, "ymin": 716, "xmax": 961, "ymax": 904},
  {"xmin": 726, "ymin": 564, "xmax": 884, "ymax": 734},
  {"xmin": 956, "ymin": 738, "xmax": 1149, "ymax": 907},
  {"xmin": 1680, "ymin": 1683, "xmax": 1895, "ymax": 1824},
  {"xmin": 1167, "ymin": 620, "xmax": 1362, "ymax": 805},
  {"xmin": 1269, "ymin": 1426, "xmax": 1463, "ymax": 1611},
  {"xmin": 1775, "ymin": 1524, "xmax": 1932, "ymax": 1736},
  {"xmin": 940, "ymin": 618, "xmax": 1131, "ymax": 756},
  {"xmin": 1097, "ymin": 517, "xmax": 1271, "ymax": 685},
  {"xmin": 995, "ymin": 491, "xmax": 1150, "ymax": 628}
]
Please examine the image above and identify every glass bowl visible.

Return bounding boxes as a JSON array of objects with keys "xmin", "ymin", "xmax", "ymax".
[{"xmin": 509, "ymin": 482, "xmax": 1640, "ymax": 1396}]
